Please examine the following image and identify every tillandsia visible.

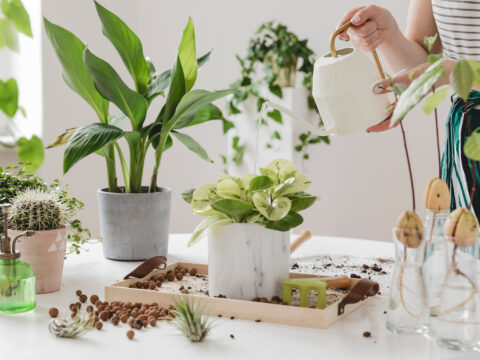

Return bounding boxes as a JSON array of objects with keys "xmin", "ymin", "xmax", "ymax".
[
  {"xmin": 171, "ymin": 299, "xmax": 213, "ymax": 343},
  {"xmin": 8, "ymin": 189, "xmax": 67, "ymax": 231},
  {"xmin": 45, "ymin": 1, "xmax": 233, "ymax": 194},
  {"xmin": 183, "ymin": 159, "xmax": 318, "ymax": 246},
  {"xmin": 225, "ymin": 21, "xmax": 329, "ymax": 168},
  {"xmin": 48, "ymin": 313, "xmax": 95, "ymax": 338}
]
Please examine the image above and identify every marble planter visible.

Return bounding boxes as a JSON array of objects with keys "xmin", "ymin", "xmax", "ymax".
[{"xmin": 208, "ymin": 223, "xmax": 290, "ymax": 300}]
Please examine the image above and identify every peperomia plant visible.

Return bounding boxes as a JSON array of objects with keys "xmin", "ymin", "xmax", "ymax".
[
  {"xmin": 182, "ymin": 159, "xmax": 317, "ymax": 246},
  {"xmin": 225, "ymin": 21, "xmax": 329, "ymax": 168},
  {"xmin": 45, "ymin": 1, "xmax": 233, "ymax": 193}
]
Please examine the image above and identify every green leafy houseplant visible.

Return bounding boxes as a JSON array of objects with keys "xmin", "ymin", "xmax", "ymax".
[
  {"xmin": 171, "ymin": 299, "xmax": 213, "ymax": 343},
  {"xmin": 0, "ymin": 165, "xmax": 92, "ymax": 256},
  {"xmin": 390, "ymin": 35, "xmax": 480, "ymax": 200},
  {"xmin": 225, "ymin": 21, "xmax": 329, "ymax": 167},
  {"xmin": 45, "ymin": 1, "xmax": 233, "ymax": 194},
  {"xmin": 183, "ymin": 159, "xmax": 317, "ymax": 245},
  {"xmin": 0, "ymin": 0, "xmax": 44, "ymax": 171}
]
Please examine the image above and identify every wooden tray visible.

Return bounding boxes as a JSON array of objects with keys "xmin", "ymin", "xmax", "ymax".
[{"xmin": 105, "ymin": 262, "xmax": 377, "ymax": 329}]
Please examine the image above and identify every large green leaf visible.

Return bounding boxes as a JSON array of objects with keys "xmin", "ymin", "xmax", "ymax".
[
  {"xmin": 422, "ymin": 87, "xmax": 449, "ymax": 115},
  {"xmin": 181, "ymin": 188, "xmax": 194, "ymax": 204},
  {"xmin": 171, "ymin": 131, "xmax": 212, "ymax": 162},
  {"xmin": 160, "ymin": 56, "xmax": 185, "ymax": 123},
  {"xmin": 391, "ymin": 59, "xmax": 446, "ymax": 125},
  {"xmin": 451, "ymin": 59, "xmax": 474, "ymax": 102},
  {"xmin": 46, "ymin": 127, "xmax": 77, "ymax": 149},
  {"xmin": 0, "ymin": 78, "xmax": 18, "ymax": 117},
  {"xmin": 94, "ymin": 0, "xmax": 149, "ymax": 94},
  {"xmin": 217, "ymin": 177, "xmax": 242, "ymax": 199},
  {"xmin": 83, "ymin": 48, "xmax": 148, "ymax": 129},
  {"xmin": 289, "ymin": 192, "xmax": 318, "ymax": 211},
  {"xmin": 169, "ymin": 89, "xmax": 234, "ymax": 129},
  {"xmin": 0, "ymin": 18, "xmax": 19, "ymax": 51},
  {"xmin": 178, "ymin": 17, "xmax": 197, "ymax": 92},
  {"xmin": 44, "ymin": 18, "xmax": 109, "ymax": 122},
  {"xmin": 1, "ymin": 0, "xmax": 31, "ymax": 37},
  {"xmin": 464, "ymin": 127, "xmax": 480, "ymax": 161},
  {"xmin": 16, "ymin": 135, "xmax": 44, "ymax": 172},
  {"xmin": 146, "ymin": 51, "xmax": 212, "ymax": 101},
  {"xmin": 64, "ymin": 123, "xmax": 125, "ymax": 173},
  {"xmin": 249, "ymin": 175, "xmax": 274, "ymax": 192},
  {"xmin": 191, "ymin": 183, "xmax": 220, "ymax": 216},
  {"xmin": 189, "ymin": 214, "xmax": 233, "ymax": 246},
  {"xmin": 211, "ymin": 199, "xmax": 253, "ymax": 222},
  {"xmin": 264, "ymin": 211, "xmax": 303, "ymax": 231},
  {"xmin": 182, "ymin": 103, "xmax": 224, "ymax": 128},
  {"xmin": 252, "ymin": 192, "xmax": 291, "ymax": 221}
]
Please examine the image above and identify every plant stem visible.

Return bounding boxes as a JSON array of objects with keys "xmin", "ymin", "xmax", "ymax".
[
  {"xmin": 150, "ymin": 132, "xmax": 169, "ymax": 193},
  {"xmin": 400, "ymin": 121, "xmax": 416, "ymax": 210},
  {"xmin": 465, "ymin": 106, "xmax": 476, "ymax": 209},
  {"xmin": 432, "ymin": 86, "xmax": 441, "ymax": 178},
  {"xmin": 105, "ymin": 144, "xmax": 119, "ymax": 193}
]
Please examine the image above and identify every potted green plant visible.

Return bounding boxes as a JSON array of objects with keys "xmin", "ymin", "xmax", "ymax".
[
  {"xmin": 0, "ymin": 165, "xmax": 91, "ymax": 256},
  {"xmin": 224, "ymin": 21, "xmax": 329, "ymax": 168},
  {"xmin": 182, "ymin": 158, "xmax": 317, "ymax": 300},
  {"xmin": 7, "ymin": 189, "xmax": 68, "ymax": 293},
  {"xmin": 0, "ymin": 0, "xmax": 44, "ymax": 170},
  {"xmin": 45, "ymin": 1, "xmax": 233, "ymax": 260}
]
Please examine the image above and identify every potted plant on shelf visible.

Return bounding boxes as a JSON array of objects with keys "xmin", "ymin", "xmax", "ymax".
[
  {"xmin": 7, "ymin": 189, "xmax": 68, "ymax": 293},
  {"xmin": 0, "ymin": 165, "xmax": 91, "ymax": 256},
  {"xmin": 45, "ymin": 1, "xmax": 233, "ymax": 260},
  {"xmin": 224, "ymin": 21, "xmax": 330, "ymax": 169},
  {"xmin": 182, "ymin": 158, "xmax": 318, "ymax": 300}
]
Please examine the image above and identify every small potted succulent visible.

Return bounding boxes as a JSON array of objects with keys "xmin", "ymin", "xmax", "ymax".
[
  {"xmin": 183, "ymin": 159, "xmax": 317, "ymax": 300},
  {"xmin": 7, "ymin": 189, "xmax": 68, "ymax": 293}
]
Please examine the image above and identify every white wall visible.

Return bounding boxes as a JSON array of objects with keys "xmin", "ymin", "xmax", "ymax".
[{"xmin": 37, "ymin": 0, "xmax": 448, "ymax": 242}]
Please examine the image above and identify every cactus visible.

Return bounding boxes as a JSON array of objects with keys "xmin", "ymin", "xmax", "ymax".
[{"xmin": 8, "ymin": 189, "xmax": 67, "ymax": 231}]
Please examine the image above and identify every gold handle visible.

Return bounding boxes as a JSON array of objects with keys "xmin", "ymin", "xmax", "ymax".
[{"xmin": 330, "ymin": 20, "xmax": 386, "ymax": 80}]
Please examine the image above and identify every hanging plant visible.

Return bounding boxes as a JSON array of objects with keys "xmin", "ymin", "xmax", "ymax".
[{"xmin": 224, "ymin": 21, "xmax": 330, "ymax": 168}]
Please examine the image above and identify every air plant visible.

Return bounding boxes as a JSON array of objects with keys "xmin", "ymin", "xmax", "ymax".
[
  {"xmin": 48, "ymin": 313, "xmax": 95, "ymax": 338},
  {"xmin": 171, "ymin": 299, "xmax": 213, "ymax": 342}
]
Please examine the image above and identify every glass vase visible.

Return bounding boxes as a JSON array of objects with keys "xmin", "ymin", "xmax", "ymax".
[
  {"xmin": 387, "ymin": 228, "xmax": 429, "ymax": 334},
  {"xmin": 0, "ymin": 258, "xmax": 36, "ymax": 314},
  {"xmin": 429, "ymin": 237, "xmax": 480, "ymax": 352},
  {"xmin": 423, "ymin": 209, "xmax": 449, "ymax": 316}
]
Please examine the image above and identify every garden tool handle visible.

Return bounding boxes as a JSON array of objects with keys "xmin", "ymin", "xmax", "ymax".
[
  {"xmin": 290, "ymin": 230, "xmax": 312, "ymax": 253},
  {"xmin": 322, "ymin": 275, "xmax": 351, "ymax": 289},
  {"xmin": 330, "ymin": 21, "xmax": 386, "ymax": 80}
]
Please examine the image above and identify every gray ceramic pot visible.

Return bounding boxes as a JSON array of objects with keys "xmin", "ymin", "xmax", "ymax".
[{"xmin": 97, "ymin": 187, "xmax": 171, "ymax": 260}]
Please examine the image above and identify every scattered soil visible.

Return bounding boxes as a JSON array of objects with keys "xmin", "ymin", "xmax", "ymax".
[{"xmin": 363, "ymin": 331, "xmax": 372, "ymax": 338}]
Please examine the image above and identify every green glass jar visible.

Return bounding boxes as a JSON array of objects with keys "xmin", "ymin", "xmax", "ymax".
[{"xmin": 0, "ymin": 258, "xmax": 35, "ymax": 313}]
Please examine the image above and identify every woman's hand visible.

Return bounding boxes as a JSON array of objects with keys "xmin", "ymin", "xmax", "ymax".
[
  {"xmin": 337, "ymin": 5, "xmax": 400, "ymax": 52},
  {"xmin": 367, "ymin": 68, "xmax": 418, "ymax": 132}
]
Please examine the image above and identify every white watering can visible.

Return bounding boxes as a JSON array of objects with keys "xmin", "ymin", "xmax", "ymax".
[{"xmin": 263, "ymin": 21, "xmax": 390, "ymax": 136}]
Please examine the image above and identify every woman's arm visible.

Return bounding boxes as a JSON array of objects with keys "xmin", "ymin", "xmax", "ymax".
[{"xmin": 338, "ymin": 0, "xmax": 441, "ymax": 72}]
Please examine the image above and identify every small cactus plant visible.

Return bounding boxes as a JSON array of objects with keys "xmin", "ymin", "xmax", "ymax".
[{"xmin": 8, "ymin": 189, "xmax": 67, "ymax": 231}]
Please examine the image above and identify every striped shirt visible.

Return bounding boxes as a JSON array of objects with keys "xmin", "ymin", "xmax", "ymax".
[{"xmin": 432, "ymin": 0, "xmax": 480, "ymax": 60}]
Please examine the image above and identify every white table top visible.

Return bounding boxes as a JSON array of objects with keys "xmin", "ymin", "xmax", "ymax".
[{"xmin": 1, "ymin": 234, "xmax": 477, "ymax": 360}]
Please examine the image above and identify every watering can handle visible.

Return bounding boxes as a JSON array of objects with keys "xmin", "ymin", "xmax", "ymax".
[{"xmin": 330, "ymin": 21, "xmax": 386, "ymax": 80}]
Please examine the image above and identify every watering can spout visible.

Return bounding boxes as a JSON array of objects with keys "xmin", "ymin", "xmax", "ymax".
[{"xmin": 261, "ymin": 101, "xmax": 331, "ymax": 136}]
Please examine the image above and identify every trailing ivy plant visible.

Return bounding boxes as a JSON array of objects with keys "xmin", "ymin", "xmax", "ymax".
[
  {"xmin": 225, "ymin": 21, "xmax": 329, "ymax": 168},
  {"xmin": 0, "ymin": 164, "xmax": 93, "ymax": 256},
  {"xmin": 0, "ymin": 0, "xmax": 44, "ymax": 172},
  {"xmin": 183, "ymin": 159, "xmax": 318, "ymax": 245},
  {"xmin": 45, "ymin": 1, "xmax": 233, "ymax": 193}
]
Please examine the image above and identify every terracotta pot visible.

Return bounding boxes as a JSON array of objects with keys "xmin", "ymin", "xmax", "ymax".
[{"xmin": 9, "ymin": 227, "xmax": 67, "ymax": 294}]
